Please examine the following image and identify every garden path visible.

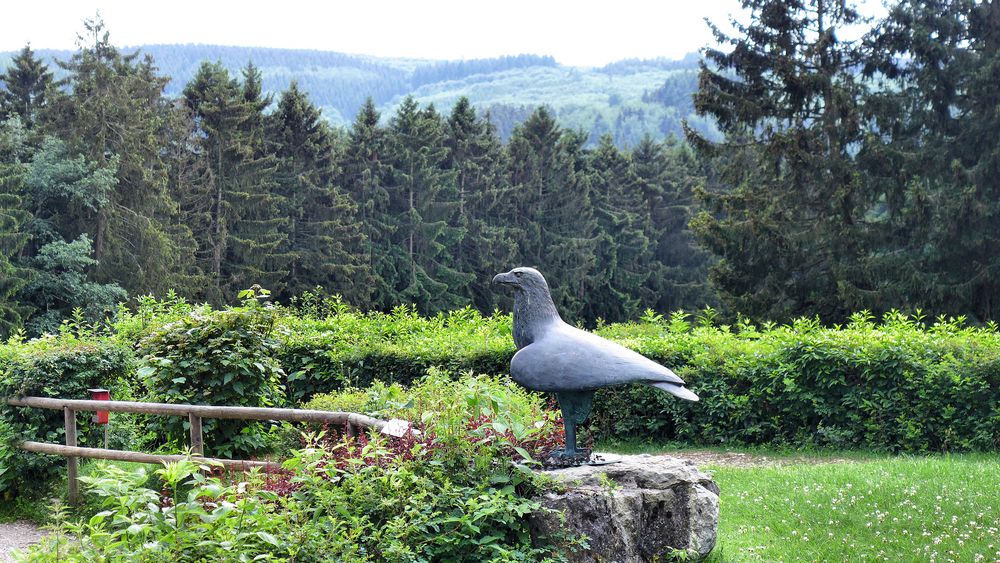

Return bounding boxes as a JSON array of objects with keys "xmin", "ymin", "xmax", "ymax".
[
  {"xmin": 0, "ymin": 521, "xmax": 45, "ymax": 562},
  {"xmin": 677, "ymin": 450, "xmax": 851, "ymax": 468}
]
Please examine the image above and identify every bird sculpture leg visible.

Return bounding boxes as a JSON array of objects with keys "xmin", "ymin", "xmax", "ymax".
[
  {"xmin": 556, "ymin": 391, "xmax": 594, "ymax": 459},
  {"xmin": 563, "ymin": 417, "xmax": 578, "ymax": 457}
]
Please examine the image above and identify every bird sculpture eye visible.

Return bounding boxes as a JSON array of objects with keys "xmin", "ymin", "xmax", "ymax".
[{"xmin": 514, "ymin": 271, "xmax": 523, "ymax": 277}]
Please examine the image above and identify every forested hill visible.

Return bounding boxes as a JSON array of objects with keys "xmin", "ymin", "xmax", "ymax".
[{"xmin": 0, "ymin": 45, "xmax": 711, "ymax": 146}]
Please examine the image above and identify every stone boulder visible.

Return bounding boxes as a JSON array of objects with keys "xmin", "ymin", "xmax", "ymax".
[{"xmin": 529, "ymin": 454, "xmax": 719, "ymax": 562}]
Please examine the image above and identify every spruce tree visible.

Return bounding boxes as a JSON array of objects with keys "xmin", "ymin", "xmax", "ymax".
[
  {"xmin": 182, "ymin": 61, "xmax": 289, "ymax": 302},
  {"xmin": 505, "ymin": 107, "xmax": 598, "ymax": 320},
  {"xmin": 269, "ymin": 82, "xmax": 371, "ymax": 303},
  {"xmin": 689, "ymin": 0, "xmax": 871, "ymax": 321},
  {"xmin": 0, "ymin": 45, "xmax": 54, "ymax": 129},
  {"xmin": 42, "ymin": 17, "xmax": 201, "ymax": 297},
  {"xmin": 635, "ymin": 136, "xmax": 717, "ymax": 313},
  {"xmin": 388, "ymin": 97, "xmax": 472, "ymax": 313},
  {"xmin": 859, "ymin": 0, "xmax": 1000, "ymax": 319},
  {"xmin": 338, "ymin": 98, "xmax": 396, "ymax": 309},
  {"xmin": 583, "ymin": 134, "xmax": 651, "ymax": 322},
  {"xmin": 445, "ymin": 98, "xmax": 517, "ymax": 311},
  {"xmin": 0, "ymin": 118, "xmax": 33, "ymax": 337}
]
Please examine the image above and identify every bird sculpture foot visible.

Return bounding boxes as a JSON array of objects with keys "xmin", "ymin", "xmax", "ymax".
[
  {"xmin": 543, "ymin": 447, "xmax": 593, "ymax": 468},
  {"xmin": 542, "ymin": 448, "xmax": 619, "ymax": 468}
]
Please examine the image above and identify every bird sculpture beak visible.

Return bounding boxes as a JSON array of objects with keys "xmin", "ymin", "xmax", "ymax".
[{"xmin": 492, "ymin": 272, "xmax": 515, "ymax": 285}]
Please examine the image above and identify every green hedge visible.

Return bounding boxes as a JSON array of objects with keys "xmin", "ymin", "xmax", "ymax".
[
  {"xmin": 276, "ymin": 310, "xmax": 1000, "ymax": 453},
  {"xmin": 3, "ymin": 301, "xmax": 998, "ymax": 499},
  {"xmin": 277, "ymin": 306, "xmax": 514, "ymax": 402},
  {"xmin": 0, "ymin": 335, "xmax": 135, "ymax": 495},
  {"xmin": 588, "ymin": 314, "xmax": 1000, "ymax": 452}
]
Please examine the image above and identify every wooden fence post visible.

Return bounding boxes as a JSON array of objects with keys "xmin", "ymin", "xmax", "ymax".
[
  {"xmin": 64, "ymin": 407, "xmax": 79, "ymax": 504},
  {"xmin": 189, "ymin": 413, "xmax": 204, "ymax": 456}
]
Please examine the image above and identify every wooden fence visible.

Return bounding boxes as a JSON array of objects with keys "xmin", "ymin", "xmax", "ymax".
[{"xmin": 5, "ymin": 396, "xmax": 400, "ymax": 503}]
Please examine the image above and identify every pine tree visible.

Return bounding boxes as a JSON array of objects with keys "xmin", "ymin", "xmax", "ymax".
[
  {"xmin": 182, "ymin": 61, "xmax": 289, "ymax": 302},
  {"xmin": 689, "ymin": 0, "xmax": 871, "ymax": 321},
  {"xmin": 445, "ymin": 97, "xmax": 517, "ymax": 311},
  {"xmin": 0, "ymin": 45, "xmax": 53, "ymax": 129},
  {"xmin": 338, "ymin": 98, "xmax": 397, "ymax": 309},
  {"xmin": 388, "ymin": 97, "xmax": 472, "ymax": 313},
  {"xmin": 269, "ymin": 82, "xmax": 371, "ymax": 303},
  {"xmin": 505, "ymin": 108, "xmax": 598, "ymax": 320}
]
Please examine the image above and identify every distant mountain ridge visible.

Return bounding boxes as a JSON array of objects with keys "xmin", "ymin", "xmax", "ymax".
[{"xmin": 0, "ymin": 44, "xmax": 714, "ymax": 146}]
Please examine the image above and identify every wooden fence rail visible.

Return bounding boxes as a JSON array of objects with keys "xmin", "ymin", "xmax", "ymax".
[{"xmin": 5, "ymin": 396, "xmax": 404, "ymax": 503}]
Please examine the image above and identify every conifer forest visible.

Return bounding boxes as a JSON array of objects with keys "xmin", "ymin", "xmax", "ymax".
[{"xmin": 2, "ymin": 0, "xmax": 1000, "ymax": 338}]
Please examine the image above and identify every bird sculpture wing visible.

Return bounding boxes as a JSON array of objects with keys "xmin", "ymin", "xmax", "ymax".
[{"xmin": 510, "ymin": 322, "xmax": 697, "ymax": 400}]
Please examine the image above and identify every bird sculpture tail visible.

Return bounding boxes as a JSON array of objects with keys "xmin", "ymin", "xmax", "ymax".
[{"xmin": 649, "ymin": 382, "xmax": 699, "ymax": 402}]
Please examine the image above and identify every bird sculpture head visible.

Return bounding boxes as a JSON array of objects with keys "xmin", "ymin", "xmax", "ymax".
[
  {"xmin": 491, "ymin": 266, "xmax": 548, "ymax": 293},
  {"xmin": 492, "ymin": 267, "xmax": 560, "ymax": 349}
]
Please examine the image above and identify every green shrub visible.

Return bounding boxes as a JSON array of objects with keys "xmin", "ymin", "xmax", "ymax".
[
  {"xmin": 22, "ymin": 374, "xmax": 581, "ymax": 561},
  {"xmin": 0, "ymin": 335, "xmax": 135, "ymax": 497},
  {"xmin": 304, "ymin": 368, "xmax": 564, "ymax": 466},
  {"xmin": 136, "ymin": 292, "xmax": 286, "ymax": 458},
  {"xmin": 22, "ymin": 459, "xmax": 293, "ymax": 561},
  {"xmin": 589, "ymin": 312, "xmax": 1000, "ymax": 452},
  {"xmin": 284, "ymin": 306, "xmax": 1000, "ymax": 453},
  {"xmin": 279, "ymin": 306, "xmax": 514, "ymax": 402},
  {"xmin": 111, "ymin": 290, "xmax": 195, "ymax": 344}
]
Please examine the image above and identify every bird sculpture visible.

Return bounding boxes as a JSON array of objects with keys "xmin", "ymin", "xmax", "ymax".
[{"xmin": 493, "ymin": 267, "xmax": 699, "ymax": 459}]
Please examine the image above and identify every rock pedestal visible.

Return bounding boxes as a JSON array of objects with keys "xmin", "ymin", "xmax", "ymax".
[{"xmin": 529, "ymin": 454, "xmax": 719, "ymax": 562}]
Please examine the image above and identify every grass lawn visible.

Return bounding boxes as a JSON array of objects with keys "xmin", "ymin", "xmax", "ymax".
[{"xmin": 600, "ymin": 444, "xmax": 1000, "ymax": 562}]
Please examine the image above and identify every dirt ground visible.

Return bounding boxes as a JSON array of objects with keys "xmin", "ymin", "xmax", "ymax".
[
  {"xmin": 671, "ymin": 449, "xmax": 851, "ymax": 468},
  {"xmin": 0, "ymin": 521, "xmax": 45, "ymax": 562}
]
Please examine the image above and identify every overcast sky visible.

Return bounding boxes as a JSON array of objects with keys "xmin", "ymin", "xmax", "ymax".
[{"xmin": 2, "ymin": 1, "xmax": 886, "ymax": 67}]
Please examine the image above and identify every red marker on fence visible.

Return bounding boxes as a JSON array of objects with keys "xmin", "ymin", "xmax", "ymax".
[{"xmin": 88, "ymin": 389, "xmax": 110, "ymax": 424}]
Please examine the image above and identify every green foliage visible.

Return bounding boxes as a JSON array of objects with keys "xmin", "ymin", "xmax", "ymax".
[
  {"xmin": 21, "ymin": 374, "xmax": 578, "ymax": 561},
  {"xmin": 4, "ymin": 24, "xmax": 721, "ymax": 324},
  {"xmin": 251, "ymin": 302, "xmax": 1000, "ymax": 453},
  {"xmin": 0, "ymin": 334, "xmax": 134, "ymax": 496},
  {"xmin": 0, "ymin": 118, "xmax": 33, "ymax": 338},
  {"xmin": 279, "ymin": 305, "xmax": 513, "ymax": 402},
  {"xmin": 504, "ymin": 108, "xmax": 598, "ymax": 320},
  {"xmin": 42, "ymin": 17, "xmax": 203, "ymax": 300},
  {"xmin": 111, "ymin": 290, "xmax": 196, "ymax": 344},
  {"xmin": 182, "ymin": 61, "xmax": 290, "ymax": 303},
  {"xmin": 22, "ymin": 459, "xmax": 293, "ymax": 561},
  {"xmin": 136, "ymin": 291, "xmax": 286, "ymax": 457},
  {"xmin": 387, "ymin": 97, "xmax": 473, "ymax": 312},
  {"xmin": 304, "ymin": 368, "xmax": 560, "ymax": 463},
  {"xmin": 18, "ymin": 235, "xmax": 128, "ymax": 336},
  {"xmin": 0, "ymin": 44, "xmax": 53, "ymax": 128},
  {"xmin": 854, "ymin": 0, "xmax": 1000, "ymax": 321},
  {"xmin": 689, "ymin": 0, "xmax": 870, "ymax": 322},
  {"xmin": 21, "ymin": 454, "xmax": 567, "ymax": 562},
  {"xmin": 269, "ymin": 83, "xmax": 370, "ymax": 303},
  {"xmin": 589, "ymin": 311, "xmax": 1000, "ymax": 452}
]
